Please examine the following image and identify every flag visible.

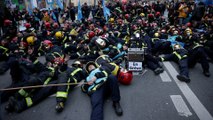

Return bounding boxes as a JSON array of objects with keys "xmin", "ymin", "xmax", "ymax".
[
  {"xmin": 46, "ymin": 0, "xmax": 53, "ymax": 10},
  {"xmin": 31, "ymin": 0, "xmax": 38, "ymax": 9},
  {"xmin": 77, "ymin": 0, "xmax": 83, "ymax": 20},
  {"xmin": 28, "ymin": 6, "xmax": 32, "ymax": 15},
  {"xmin": 102, "ymin": 0, "xmax": 111, "ymax": 21},
  {"xmin": 57, "ymin": 0, "xmax": 63, "ymax": 9},
  {"xmin": 51, "ymin": 11, "xmax": 57, "ymax": 22}
]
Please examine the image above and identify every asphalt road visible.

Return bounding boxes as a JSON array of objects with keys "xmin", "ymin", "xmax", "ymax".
[{"xmin": 0, "ymin": 59, "xmax": 213, "ymax": 120}]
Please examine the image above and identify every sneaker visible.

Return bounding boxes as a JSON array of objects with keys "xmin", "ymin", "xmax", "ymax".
[
  {"xmin": 55, "ymin": 102, "xmax": 64, "ymax": 113},
  {"xmin": 177, "ymin": 75, "xmax": 190, "ymax": 83},
  {"xmin": 113, "ymin": 102, "xmax": 123, "ymax": 116}
]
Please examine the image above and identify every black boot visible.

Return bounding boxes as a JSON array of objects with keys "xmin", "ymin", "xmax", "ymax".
[
  {"xmin": 14, "ymin": 93, "xmax": 24, "ymax": 100},
  {"xmin": 113, "ymin": 102, "xmax": 123, "ymax": 116},
  {"xmin": 177, "ymin": 75, "xmax": 190, "ymax": 83},
  {"xmin": 203, "ymin": 70, "xmax": 211, "ymax": 77},
  {"xmin": 55, "ymin": 102, "xmax": 65, "ymax": 113},
  {"xmin": 14, "ymin": 99, "xmax": 28, "ymax": 113},
  {"xmin": 154, "ymin": 67, "xmax": 164, "ymax": 75},
  {"xmin": 5, "ymin": 97, "xmax": 16, "ymax": 112}
]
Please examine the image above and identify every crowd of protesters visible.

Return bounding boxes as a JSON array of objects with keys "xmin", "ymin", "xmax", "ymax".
[{"xmin": 0, "ymin": 0, "xmax": 212, "ymax": 120}]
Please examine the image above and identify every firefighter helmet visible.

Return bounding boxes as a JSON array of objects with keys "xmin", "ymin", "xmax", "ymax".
[
  {"xmin": 184, "ymin": 28, "xmax": 192, "ymax": 35},
  {"xmin": 26, "ymin": 36, "xmax": 35, "ymax": 45},
  {"xmin": 85, "ymin": 61, "xmax": 98, "ymax": 73},
  {"xmin": 95, "ymin": 55, "xmax": 112, "ymax": 66},
  {"xmin": 95, "ymin": 37, "xmax": 106, "ymax": 48},
  {"xmin": 155, "ymin": 12, "xmax": 161, "ymax": 17},
  {"xmin": 88, "ymin": 31, "xmax": 95, "ymax": 40},
  {"xmin": 154, "ymin": 32, "xmax": 160, "ymax": 38},
  {"xmin": 186, "ymin": 22, "xmax": 192, "ymax": 27},
  {"xmin": 118, "ymin": 69, "xmax": 133, "ymax": 85},
  {"xmin": 24, "ymin": 23, "xmax": 31, "ymax": 28},
  {"xmin": 72, "ymin": 60, "xmax": 83, "ymax": 68},
  {"xmin": 55, "ymin": 31, "xmax": 64, "ymax": 39},
  {"xmin": 45, "ymin": 22, "xmax": 51, "ymax": 28},
  {"xmin": 43, "ymin": 40, "xmax": 53, "ymax": 48},
  {"xmin": 125, "ymin": 14, "xmax": 130, "ymax": 19},
  {"xmin": 109, "ymin": 18, "xmax": 115, "ymax": 23},
  {"xmin": 53, "ymin": 22, "xmax": 59, "ymax": 29},
  {"xmin": 140, "ymin": 13, "xmax": 145, "ymax": 17},
  {"xmin": 4, "ymin": 19, "xmax": 12, "ymax": 26}
]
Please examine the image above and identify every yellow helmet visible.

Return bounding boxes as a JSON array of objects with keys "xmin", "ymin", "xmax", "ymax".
[
  {"xmin": 184, "ymin": 28, "xmax": 192, "ymax": 35},
  {"xmin": 140, "ymin": 13, "xmax": 145, "ymax": 17},
  {"xmin": 154, "ymin": 32, "xmax": 160, "ymax": 38},
  {"xmin": 26, "ymin": 36, "xmax": 35, "ymax": 45},
  {"xmin": 55, "ymin": 31, "xmax": 64, "ymax": 39},
  {"xmin": 109, "ymin": 18, "xmax": 115, "ymax": 23}
]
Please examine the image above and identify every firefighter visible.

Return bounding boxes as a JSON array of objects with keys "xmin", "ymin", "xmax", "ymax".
[
  {"xmin": 81, "ymin": 61, "xmax": 123, "ymax": 120},
  {"xmin": 182, "ymin": 29, "xmax": 211, "ymax": 77},
  {"xmin": 0, "ymin": 39, "xmax": 10, "ymax": 74},
  {"xmin": 4, "ymin": 52, "xmax": 67, "ymax": 113},
  {"xmin": 55, "ymin": 60, "xmax": 87, "ymax": 112},
  {"xmin": 151, "ymin": 32, "xmax": 172, "ymax": 55},
  {"xmin": 129, "ymin": 33, "xmax": 164, "ymax": 75},
  {"xmin": 54, "ymin": 30, "xmax": 74, "ymax": 46},
  {"xmin": 158, "ymin": 43, "xmax": 190, "ymax": 83},
  {"xmin": 95, "ymin": 55, "xmax": 133, "ymax": 85}
]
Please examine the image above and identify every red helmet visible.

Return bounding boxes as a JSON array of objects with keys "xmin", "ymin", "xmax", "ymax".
[
  {"xmin": 4, "ymin": 19, "xmax": 12, "ymax": 26},
  {"xmin": 103, "ymin": 25, "xmax": 108, "ymax": 32},
  {"xmin": 45, "ymin": 22, "xmax": 51, "ymax": 28},
  {"xmin": 53, "ymin": 22, "xmax": 59, "ymax": 29},
  {"xmin": 186, "ymin": 22, "xmax": 192, "ymax": 27},
  {"xmin": 117, "ymin": 19, "xmax": 123, "ymax": 24},
  {"xmin": 155, "ymin": 12, "xmax": 161, "ymax": 17},
  {"xmin": 124, "ymin": 14, "xmax": 130, "ymax": 19},
  {"xmin": 148, "ymin": 14, "xmax": 154, "ymax": 18},
  {"xmin": 43, "ymin": 40, "xmax": 53, "ymax": 47},
  {"xmin": 24, "ymin": 23, "xmax": 31, "ymax": 28},
  {"xmin": 137, "ymin": 19, "xmax": 142, "ymax": 24},
  {"xmin": 88, "ymin": 31, "xmax": 95, "ymax": 39},
  {"xmin": 118, "ymin": 69, "xmax": 133, "ymax": 85},
  {"xmin": 19, "ymin": 41, "xmax": 28, "ymax": 49},
  {"xmin": 132, "ymin": 24, "xmax": 138, "ymax": 30}
]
